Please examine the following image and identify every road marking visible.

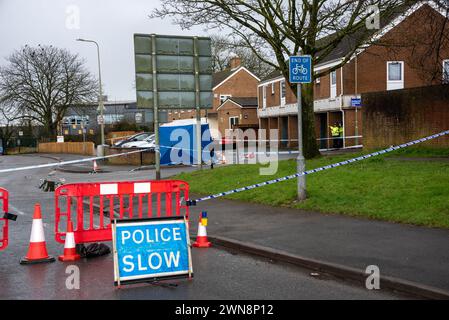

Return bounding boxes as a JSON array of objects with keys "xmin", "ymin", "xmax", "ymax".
[
  {"xmin": 8, "ymin": 204, "xmax": 51, "ymax": 229},
  {"xmin": 9, "ymin": 204, "xmax": 26, "ymax": 216}
]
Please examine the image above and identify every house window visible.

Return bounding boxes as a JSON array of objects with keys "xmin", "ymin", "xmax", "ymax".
[
  {"xmin": 387, "ymin": 61, "xmax": 404, "ymax": 90},
  {"xmin": 316, "ymin": 77, "xmax": 321, "ymax": 84},
  {"xmin": 262, "ymin": 86, "xmax": 267, "ymax": 109},
  {"xmin": 271, "ymin": 82, "xmax": 275, "ymax": 95},
  {"xmin": 229, "ymin": 116, "xmax": 239, "ymax": 129},
  {"xmin": 220, "ymin": 94, "xmax": 232, "ymax": 104},
  {"xmin": 280, "ymin": 80, "xmax": 286, "ymax": 106},
  {"xmin": 443, "ymin": 60, "xmax": 449, "ymax": 83},
  {"xmin": 330, "ymin": 71, "xmax": 337, "ymax": 99}
]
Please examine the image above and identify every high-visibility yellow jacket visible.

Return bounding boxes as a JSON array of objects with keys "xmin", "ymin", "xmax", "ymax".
[{"xmin": 330, "ymin": 126, "xmax": 340, "ymax": 137}]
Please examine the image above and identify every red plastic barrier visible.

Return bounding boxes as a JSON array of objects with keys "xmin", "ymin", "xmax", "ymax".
[
  {"xmin": 55, "ymin": 180, "xmax": 190, "ymax": 244},
  {"xmin": 0, "ymin": 188, "xmax": 9, "ymax": 250}
]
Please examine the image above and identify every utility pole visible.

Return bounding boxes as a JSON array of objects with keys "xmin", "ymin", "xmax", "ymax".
[
  {"xmin": 355, "ymin": 54, "xmax": 359, "ymax": 147},
  {"xmin": 289, "ymin": 55, "xmax": 311, "ymax": 201},
  {"xmin": 76, "ymin": 38, "xmax": 105, "ymax": 152},
  {"xmin": 193, "ymin": 37, "xmax": 202, "ymax": 169},
  {"xmin": 151, "ymin": 34, "xmax": 161, "ymax": 180},
  {"xmin": 296, "ymin": 83, "xmax": 306, "ymax": 201}
]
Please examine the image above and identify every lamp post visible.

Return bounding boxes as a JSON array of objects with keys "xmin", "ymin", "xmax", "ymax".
[{"xmin": 76, "ymin": 38, "xmax": 105, "ymax": 149}]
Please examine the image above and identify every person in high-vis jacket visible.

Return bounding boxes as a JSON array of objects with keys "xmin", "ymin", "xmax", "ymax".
[{"xmin": 329, "ymin": 122, "xmax": 343, "ymax": 149}]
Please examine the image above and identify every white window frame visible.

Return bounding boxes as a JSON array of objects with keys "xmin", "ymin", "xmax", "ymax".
[
  {"xmin": 443, "ymin": 59, "xmax": 449, "ymax": 83},
  {"xmin": 229, "ymin": 116, "xmax": 239, "ymax": 129},
  {"xmin": 280, "ymin": 80, "xmax": 286, "ymax": 107},
  {"xmin": 387, "ymin": 61, "xmax": 404, "ymax": 91},
  {"xmin": 271, "ymin": 82, "xmax": 275, "ymax": 95},
  {"xmin": 220, "ymin": 94, "xmax": 232, "ymax": 104},
  {"xmin": 330, "ymin": 71, "xmax": 337, "ymax": 99},
  {"xmin": 316, "ymin": 77, "xmax": 321, "ymax": 84},
  {"xmin": 262, "ymin": 86, "xmax": 267, "ymax": 109}
]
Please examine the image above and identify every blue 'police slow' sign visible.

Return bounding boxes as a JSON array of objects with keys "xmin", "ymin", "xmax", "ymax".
[{"xmin": 112, "ymin": 216, "xmax": 193, "ymax": 286}]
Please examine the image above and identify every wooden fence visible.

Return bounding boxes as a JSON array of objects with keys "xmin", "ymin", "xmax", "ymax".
[{"xmin": 38, "ymin": 142, "xmax": 95, "ymax": 155}]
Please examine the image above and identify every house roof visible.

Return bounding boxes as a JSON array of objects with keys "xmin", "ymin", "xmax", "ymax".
[
  {"xmin": 259, "ymin": 1, "xmax": 446, "ymax": 84},
  {"xmin": 261, "ymin": 69, "xmax": 283, "ymax": 82},
  {"xmin": 213, "ymin": 66, "xmax": 260, "ymax": 90},
  {"xmin": 212, "ymin": 69, "xmax": 235, "ymax": 87},
  {"xmin": 229, "ymin": 97, "xmax": 258, "ymax": 107},
  {"xmin": 217, "ymin": 97, "xmax": 258, "ymax": 110},
  {"xmin": 315, "ymin": 2, "xmax": 416, "ymax": 66}
]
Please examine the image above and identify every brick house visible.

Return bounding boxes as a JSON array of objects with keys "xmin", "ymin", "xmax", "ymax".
[
  {"xmin": 216, "ymin": 97, "xmax": 259, "ymax": 136},
  {"xmin": 258, "ymin": 1, "xmax": 449, "ymax": 150},
  {"xmin": 168, "ymin": 57, "xmax": 260, "ymax": 138}
]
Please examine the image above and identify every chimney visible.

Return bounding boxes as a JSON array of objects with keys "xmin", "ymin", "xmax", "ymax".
[{"xmin": 229, "ymin": 56, "xmax": 242, "ymax": 70}]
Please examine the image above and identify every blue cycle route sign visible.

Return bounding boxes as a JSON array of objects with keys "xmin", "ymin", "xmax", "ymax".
[
  {"xmin": 289, "ymin": 56, "xmax": 312, "ymax": 84},
  {"xmin": 112, "ymin": 216, "xmax": 193, "ymax": 286}
]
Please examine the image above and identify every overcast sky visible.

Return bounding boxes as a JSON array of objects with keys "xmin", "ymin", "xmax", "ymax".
[{"xmin": 0, "ymin": 0, "xmax": 210, "ymax": 101}]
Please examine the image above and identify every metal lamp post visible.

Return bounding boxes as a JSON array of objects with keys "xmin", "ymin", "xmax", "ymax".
[{"xmin": 76, "ymin": 38, "xmax": 105, "ymax": 149}]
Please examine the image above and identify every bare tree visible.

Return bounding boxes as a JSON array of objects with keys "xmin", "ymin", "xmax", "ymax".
[
  {"xmin": 151, "ymin": 0, "xmax": 418, "ymax": 158},
  {"xmin": 0, "ymin": 102, "xmax": 22, "ymax": 146},
  {"xmin": 211, "ymin": 34, "xmax": 273, "ymax": 78},
  {"xmin": 0, "ymin": 45, "xmax": 98, "ymax": 137}
]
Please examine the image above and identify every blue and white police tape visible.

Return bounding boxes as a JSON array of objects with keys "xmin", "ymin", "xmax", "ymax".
[
  {"xmin": 159, "ymin": 144, "xmax": 300, "ymax": 155},
  {"xmin": 0, "ymin": 143, "xmax": 212, "ymax": 174},
  {"xmin": 185, "ymin": 130, "xmax": 449, "ymax": 205},
  {"xmin": 0, "ymin": 147, "xmax": 153, "ymax": 174}
]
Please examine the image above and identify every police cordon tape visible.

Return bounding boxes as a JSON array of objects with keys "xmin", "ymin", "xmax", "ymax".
[
  {"xmin": 0, "ymin": 148, "xmax": 149, "ymax": 174},
  {"xmin": 1, "ymin": 130, "xmax": 446, "ymax": 174},
  {"xmin": 0, "ymin": 142, "xmax": 298, "ymax": 174},
  {"xmin": 185, "ymin": 130, "xmax": 449, "ymax": 205},
  {"xmin": 159, "ymin": 144, "xmax": 300, "ymax": 156}
]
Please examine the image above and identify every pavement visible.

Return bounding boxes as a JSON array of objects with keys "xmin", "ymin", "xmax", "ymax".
[
  {"xmin": 0, "ymin": 153, "xmax": 409, "ymax": 300},
  {"xmin": 192, "ymin": 196, "xmax": 449, "ymax": 295},
  {"xmin": 1, "ymin": 152, "xmax": 447, "ymax": 299}
]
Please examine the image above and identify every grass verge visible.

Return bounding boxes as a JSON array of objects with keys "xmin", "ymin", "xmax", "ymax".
[{"xmin": 174, "ymin": 149, "xmax": 449, "ymax": 228}]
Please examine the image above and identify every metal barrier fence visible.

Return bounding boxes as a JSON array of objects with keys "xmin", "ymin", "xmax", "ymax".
[
  {"xmin": 55, "ymin": 180, "xmax": 190, "ymax": 244},
  {"xmin": 0, "ymin": 188, "xmax": 9, "ymax": 250}
]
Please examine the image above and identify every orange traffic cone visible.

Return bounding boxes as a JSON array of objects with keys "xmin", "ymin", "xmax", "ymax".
[
  {"xmin": 193, "ymin": 211, "xmax": 211, "ymax": 248},
  {"xmin": 58, "ymin": 221, "xmax": 80, "ymax": 262},
  {"xmin": 20, "ymin": 203, "xmax": 55, "ymax": 264}
]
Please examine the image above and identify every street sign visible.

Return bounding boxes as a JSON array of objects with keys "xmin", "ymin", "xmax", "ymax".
[
  {"xmin": 289, "ymin": 56, "xmax": 312, "ymax": 84},
  {"xmin": 351, "ymin": 98, "xmax": 362, "ymax": 108},
  {"xmin": 135, "ymin": 112, "xmax": 143, "ymax": 124},
  {"xmin": 134, "ymin": 34, "xmax": 213, "ymax": 109},
  {"xmin": 112, "ymin": 216, "xmax": 193, "ymax": 286},
  {"xmin": 56, "ymin": 136, "xmax": 64, "ymax": 143},
  {"xmin": 97, "ymin": 115, "xmax": 104, "ymax": 125},
  {"xmin": 18, "ymin": 131, "xmax": 23, "ymax": 137}
]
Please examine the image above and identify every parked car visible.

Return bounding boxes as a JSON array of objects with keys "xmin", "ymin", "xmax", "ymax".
[
  {"xmin": 121, "ymin": 134, "xmax": 156, "ymax": 149},
  {"xmin": 113, "ymin": 132, "xmax": 151, "ymax": 147}
]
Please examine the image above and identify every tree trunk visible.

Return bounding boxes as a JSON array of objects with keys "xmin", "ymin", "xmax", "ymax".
[
  {"xmin": 292, "ymin": 82, "xmax": 320, "ymax": 159},
  {"xmin": 50, "ymin": 122, "xmax": 58, "ymax": 137}
]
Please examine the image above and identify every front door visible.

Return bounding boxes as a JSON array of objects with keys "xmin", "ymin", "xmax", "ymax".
[
  {"xmin": 319, "ymin": 113, "xmax": 327, "ymax": 149},
  {"xmin": 281, "ymin": 117, "xmax": 288, "ymax": 148}
]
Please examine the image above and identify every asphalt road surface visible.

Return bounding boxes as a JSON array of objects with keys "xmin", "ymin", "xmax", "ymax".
[{"xmin": 0, "ymin": 154, "xmax": 409, "ymax": 300}]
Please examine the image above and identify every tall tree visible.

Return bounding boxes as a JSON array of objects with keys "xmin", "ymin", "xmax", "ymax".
[
  {"xmin": 151, "ymin": 0, "xmax": 419, "ymax": 158},
  {"xmin": 0, "ymin": 45, "xmax": 98, "ymax": 137},
  {"xmin": 211, "ymin": 34, "xmax": 273, "ymax": 78},
  {"xmin": 0, "ymin": 102, "xmax": 22, "ymax": 146}
]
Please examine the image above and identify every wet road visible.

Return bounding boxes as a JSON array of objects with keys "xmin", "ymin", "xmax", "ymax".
[{"xmin": 0, "ymin": 154, "xmax": 409, "ymax": 300}]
